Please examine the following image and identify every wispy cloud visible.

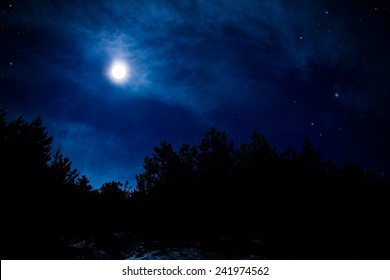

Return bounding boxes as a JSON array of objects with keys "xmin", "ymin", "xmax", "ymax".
[{"xmin": 4, "ymin": 0, "xmax": 353, "ymax": 113}]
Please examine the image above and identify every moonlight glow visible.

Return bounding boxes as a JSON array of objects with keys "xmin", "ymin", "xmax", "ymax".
[{"xmin": 109, "ymin": 61, "xmax": 129, "ymax": 83}]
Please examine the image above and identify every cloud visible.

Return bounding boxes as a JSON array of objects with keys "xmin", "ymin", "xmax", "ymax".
[{"xmin": 3, "ymin": 0, "xmax": 353, "ymax": 114}]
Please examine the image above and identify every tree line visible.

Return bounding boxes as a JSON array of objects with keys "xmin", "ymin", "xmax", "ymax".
[{"xmin": 1, "ymin": 108, "xmax": 389, "ymax": 259}]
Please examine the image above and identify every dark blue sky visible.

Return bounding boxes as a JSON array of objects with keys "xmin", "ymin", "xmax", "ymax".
[{"xmin": 1, "ymin": 0, "xmax": 389, "ymax": 188}]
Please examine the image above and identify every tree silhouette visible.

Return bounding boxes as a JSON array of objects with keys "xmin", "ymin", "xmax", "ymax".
[
  {"xmin": 133, "ymin": 126, "xmax": 389, "ymax": 259},
  {"xmin": 1, "ymin": 107, "xmax": 389, "ymax": 260},
  {"xmin": 135, "ymin": 140, "xmax": 180, "ymax": 196},
  {"xmin": 50, "ymin": 149, "xmax": 79, "ymax": 188},
  {"xmin": 0, "ymin": 110, "xmax": 97, "ymax": 259},
  {"xmin": 1, "ymin": 113, "xmax": 55, "ymax": 258}
]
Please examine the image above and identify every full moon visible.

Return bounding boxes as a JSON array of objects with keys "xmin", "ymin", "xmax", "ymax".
[
  {"xmin": 111, "ymin": 64, "xmax": 127, "ymax": 80},
  {"xmin": 108, "ymin": 60, "xmax": 129, "ymax": 84}
]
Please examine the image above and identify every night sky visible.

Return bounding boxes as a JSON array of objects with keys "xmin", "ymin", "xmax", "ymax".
[{"xmin": 1, "ymin": 0, "xmax": 389, "ymax": 188}]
